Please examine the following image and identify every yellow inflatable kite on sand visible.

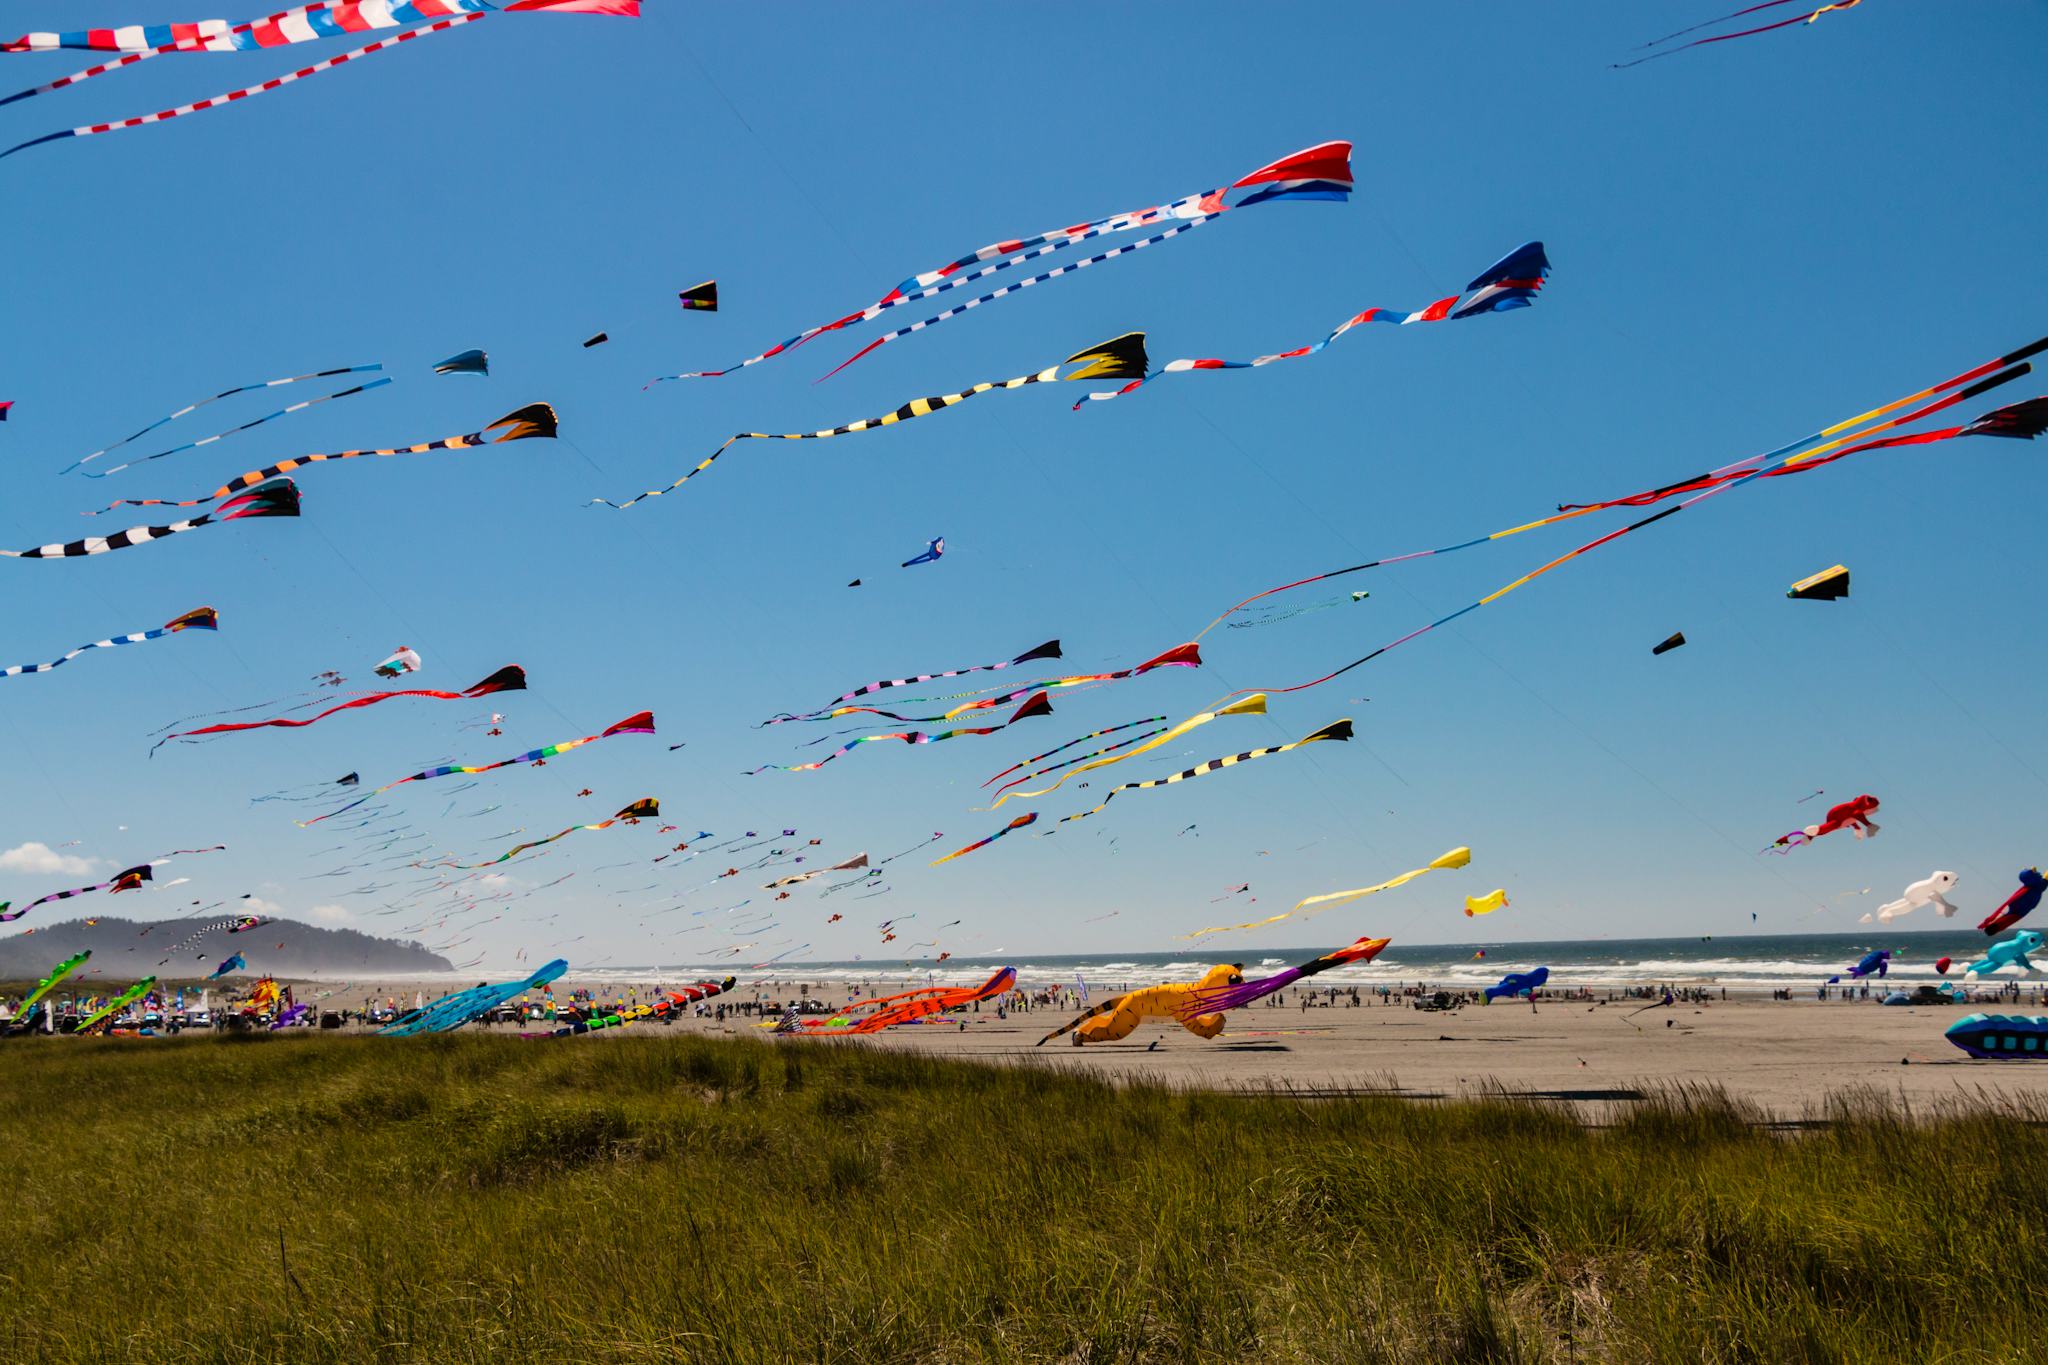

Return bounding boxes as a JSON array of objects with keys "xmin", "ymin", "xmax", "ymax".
[{"xmin": 1035, "ymin": 964, "xmax": 1243, "ymax": 1046}]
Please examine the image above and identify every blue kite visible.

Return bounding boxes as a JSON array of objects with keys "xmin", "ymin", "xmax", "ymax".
[
  {"xmin": 1966, "ymin": 931, "xmax": 2044, "ymax": 978},
  {"xmin": 1483, "ymin": 966, "xmax": 1549, "ymax": 1002},
  {"xmin": 901, "ymin": 537, "xmax": 945, "ymax": 568}
]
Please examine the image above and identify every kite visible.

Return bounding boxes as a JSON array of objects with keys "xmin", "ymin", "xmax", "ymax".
[
  {"xmin": 1183, "ymin": 847, "xmax": 1470, "ymax": 939},
  {"xmin": 1, "ymin": 606, "xmax": 217, "ymax": 682},
  {"xmin": 380, "ymin": 958, "xmax": 568, "ymax": 1036},
  {"xmin": 791, "ymin": 968, "xmax": 1017, "ymax": 1035},
  {"xmin": 984, "ymin": 715, "xmax": 1167, "ymax": 789},
  {"xmin": 1184, "ymin": 935, "xmax": 1392, "ymax": 1015},
  {"xmin": 991, "ymin": 692, "xmax": 1267, "ymax": 809},
  {"xmin": 1844, "ymin": 949, "xmax": 1890, "ymax": 980},
  {"xmin": 453, "ymin": 798, "xmax": 658, "ymax": 868},
  {"xmin": 1652, "ymin": 632, "xmax": 1686, "ymax": 655},
  {"xmin": 74, "ymin": 977, "xmax": 157, "ymax": 1033},
  {"xmin": 1078, "ymin": 242, "xmax": 1550, "ymax": 406},
  {"xmin": 0, "ymin": 402, "xmax": 10, "ymax": 420},
  {"xmin": 1982, "ymin": 870, "xmax": 2047, "ymax": 936},
  {"xmin": 1036, "ymin": 964, "xmax": 1245, "ymax": 1046},
  {"xmin": 208, "ymin": 953, "xmax": 246, "ymax": 979},
  {"xmin": 932, "ymin": 643, "xmax": 1201, "ymax": 722},
  {"xmin": 599, "ymin": 333, "xmax": 1151, "ymax": 507},
  {"xmin": 771, "ymin": 639, "xmax": 1062, "ymax": 720},
  {"xmin": 678, "ymin": 281, "xmax": 717, "ymax": 312},
  {"xmin": 1936, "ymin": 957, "xmax": 1954, "ymax": 975},
  {"xmin": 1483, "ymin": 966, "xmax": 1549, "ymax": 1002},
  {"xmin": 931, "ymin": 814, "xmax": 1038, "ymax": 866},
  {"xmin": 1464, "ymin": 889, "xmax": 1509, "ymax": 918},
  {"xmin": 155, "ymin": 914, "xmax": 269, "ymax": 965},
  {"xmin": 1770, "ymin": 794, "xmax": 1879, "ymax": 851},
  {"xmin": 985, "ymin": 718, "xmax": 1170, "ymax": 798},
  {"xmin": 0, "ymin": 1, "xmax": 639, "ymax": 160},
  {"xmin": 434, "ymin": 349, "xmax": 488, "ymax": 376},
  {"xmin": 1058, "ymin": 719, "xmax": 1353, "ymax": 825},
  {"xmin": 1, "ymin": 477, "xmax": 299, "ymax": 559},
  {"xmin": 155, "ymin": 665, "xmax": 524, "ymax": 745},
  {"xmin": 1223, "ymin": 591, "xmax": 1369, "ymax": 631},
  {"xmin": 89, "ymin": 403, "xmax": 556, "ymax": 513},
  {"xmin": 1616, "ymin": 0, "xmax": 1866, "ymax": 69},
  {"xmin": 271, "ymin": 1002, "xmax": 311, "ymax": 1029},
  {"xmin": 1788, "ymin": 565, "xmax": 1849, "ymax": 601},
  {"xmin": 15, "ymin": 950, "xmax": 91, "ymax": 1023},
  {"xmin": 1945, "ymin": 1014, "xmax": 2048, "ymax": 1059},
  {"xmin": 901, "ymin": 537, "xmax": 944, "ymax": 568},
  {"xmin": 1876, "ymin": 872, "xmax": 1960, "ymax": 923},
  {"xmin": 748, "ymin": 692, "xmax": 1052, "ymax": 774},
  {"xmin": 60, "ymin": 364, "xmax": 382, "ymax": 474},
  {"xmin": 1967, "ymin": 933, "xmax": 2044, "ymax": 978},
  {"xmin": 764, "ymin": 853, "xmax": 869, "ymax": 889},
  {"xmin": 528, "ymin": 976, "xmax": 735, "ymax": 1037},
  {"xmin": 0, "ymin": 847, "xmax": 223, "ymax": 922},
  {"xmin": 1186, "ymin": 342, "xmax": 2045, "ymax": 688},
  {"xmin": 583, "ymin": 333, "xmax": 608, "ymax": 348},
  {"xmin": 659, "ymin": 141, "xmax": 1352, "ymax": 384},
  {"xmin": 297, "ymin": 710, "xmax": 654, "ymax": 825},
  {"xmin": 374, "ymin": 647, "xmax": 423, "ymax": 678}
]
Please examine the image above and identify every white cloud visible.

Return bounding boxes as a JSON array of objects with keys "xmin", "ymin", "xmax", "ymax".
[
  {"xmin": 0, "ymin": 841, "xmax": 100, "ymax": 877},
  {"xmin": 243, "ymin": 896, "xmax": 284, "ymax": 917},
  {"xmin": 310, "ymin": 904, "xmax": 352, "ymax": 923}
]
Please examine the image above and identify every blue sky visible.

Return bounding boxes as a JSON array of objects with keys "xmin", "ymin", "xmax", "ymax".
[{"xmin": 1, "ymin": 1, "xmax": 2045, "ymax": 969}]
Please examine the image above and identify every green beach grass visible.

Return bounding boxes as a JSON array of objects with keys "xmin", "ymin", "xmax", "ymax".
[{"xmin": 2, "ymin": 1031, "xmax": 2042, "ymax": 1362}]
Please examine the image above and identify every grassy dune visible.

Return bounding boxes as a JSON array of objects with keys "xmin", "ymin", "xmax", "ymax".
[{"xmin": 1, "ymin": 1032, "xmax": 2042, "ymax": 1363}]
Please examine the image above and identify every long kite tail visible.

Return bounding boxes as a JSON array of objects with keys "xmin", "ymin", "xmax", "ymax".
[
  {"xmin": 0, "ymin": 478, "xmax": 300, "ymax": 560},
  {"xmin": 767, "ymin": 639, "xmax": 1061, "ymax": 720},
  {"xmin": 0, "ymin": 13, "xmax": 486, "ymax": 163},
  {"xmin": 1614, "ymin": 0, "xmax": 1865, "ymax": 67},
  {"xmin": 931, "ymin": 813, "xmax": 1038, "ymax": 866},
  {"xmin": 748, "ymin": 693, "xmax": 1050, "ymax": 774},
  {"xmin": 1057, "ymin": 719, "xmax": 1353, "ymax": 825},
  {"xmin": 157, "ymin": 665, "xmax": 525, "ymax": 746},
  {"xmin": 92, "ymin": 402, "xmax": 555, "ymax": 513},
  {"xmin": 990, "ymin": 693, "xmax": 1269, "ymax": 810},
  {"xmin": 1183, "ymin": 849, "xmax": 1470, "ymax": 940},
  {"xmin": 1, "ymin": 606, "xmax": 217, "ymax": 681},
  {"xmin": 81, "ymin": 376, "xmax": 393, "ymax": 479},
  {"xmin": 596, "ymin": 333, "xmax": 1149, "ymax": 508},
  {"xmin": 1193, "ymin": 335, "xmax": 2048, "ymax": 639},
  {"xmin": 296, "ymin": 710, "xmax": 655, "ymax": 827},
  {"xmin": 1076, "ymin": 242, "xmax": 1550, "ymax": 407},
  {"xmin": 984, "ymin": 714, "xmax": 1167, "ymax": 788},
  {"xmin": 647, "ymin": 141, "xmax": 1350, "ymax": 386},
  {"xmin": 1230, "ymin": 362, "xmax": 2039, "ymax": 702},
  {"xmin": 60, "ymin": 364, "xmax": 382, "ymax": 473}
]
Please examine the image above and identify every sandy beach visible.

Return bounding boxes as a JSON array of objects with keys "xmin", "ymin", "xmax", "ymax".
[{"xmin": 294, "ymin": 972, "xmax": 2048, "ymax": 1117}]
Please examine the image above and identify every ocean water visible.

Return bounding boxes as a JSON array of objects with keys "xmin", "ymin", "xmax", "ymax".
[{"xmin": 562, "ymin": 928, "xmax": 2026, "ymax": 994}]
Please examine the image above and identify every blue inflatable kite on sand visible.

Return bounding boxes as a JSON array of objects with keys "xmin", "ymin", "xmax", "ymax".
[
  {"xmin": 1483, "ymin": 966, "xmax": 1548, "ymax": 1002},
  {"xmin": 1946, "ymin": 1014, "xmax": 2048, "ymax": 1059}
]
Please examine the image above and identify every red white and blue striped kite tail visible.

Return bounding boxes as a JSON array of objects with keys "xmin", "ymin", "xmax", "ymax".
[
  {"xmin": 1076, "ymin": 241, "xmax": 1549, "ymax": 409},
  {"xmin": 0, "ymin": 13, "xmax": 483, "ymax": 161},
  {"xmin": 816, "ymin": 214, "xmax": 1224, "ymax": 381},
  {"xmin": 644, "ymin": 213, "xmax": 1171, "ymax": 385},
  {"xmin": 650, "ymin": 142, "xmax": 1351, "ymax": 385}
]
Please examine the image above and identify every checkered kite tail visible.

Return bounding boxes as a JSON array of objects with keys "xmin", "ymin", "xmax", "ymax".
[
  {"xmin": 1059, "ymin": 720, "xmax": 1354, "ymax": 824},
  {"xmin": 0, "ymin": 606, "xmax": 217, "ymax": 681},
  {"xmin": 1, "ymin": 478, "xmax": 299, "ymax": 559}
]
